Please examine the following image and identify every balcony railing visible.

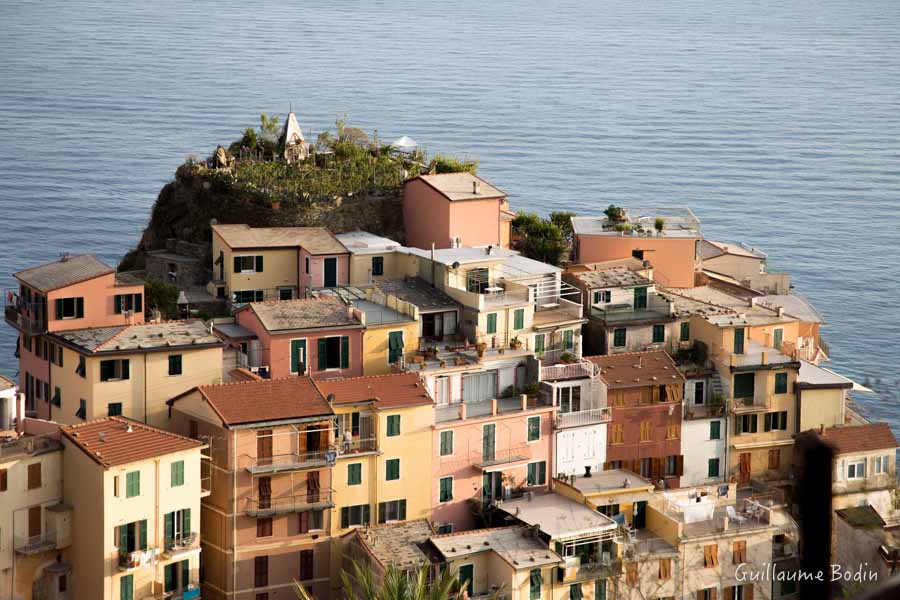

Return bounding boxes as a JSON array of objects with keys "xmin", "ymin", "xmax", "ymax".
[
  {"xmin": 335, "ymin": 436, "xmax": 378, "ymax": 456},
  {"xmin": 471, "ymin": 445, "xmax": 530, "ymax": 469},
  {"xmin": 14, "ymin": 532, "xmax": 57, "ymax": 555},
  {"xmin": 243, "ymin": 450, "xmax": 330, "ymax": 474},
  {"xmin": 541, "ymin": 360, "xmax": 594, "ymax": 381},
  {"xmin": 245, "ymin": 489, "xmax": 334, "ymax": 517},
  {"xmin": 164, "ymin": 532, "xmax": 198, "ymax": 558},
  {"xmin": 147, "ymin": 586, "xmax": 201, "ymax": 600},
  {"xmin": 0, "ymin": 435, "xmax": 62, "ymax": 459},
  {"xmin": 4, "ymin": 303, "xmax": 47, "ymax": 335},
  {"xmin": 731, "ymin": 394, "xmax": 770, "ymax": 413},
  {"xmin": 559, "ymin": 555, "xmax": 621, "ymax": 583},
  {"xmin": 118, "ymin": 547, "xmax": 160, "ymax": 570},
  {"xmin": 555, "ymin": 407, "xmax": 612, "ymax": 429}
]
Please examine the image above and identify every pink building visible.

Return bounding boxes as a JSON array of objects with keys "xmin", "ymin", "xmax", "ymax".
[
  {"xmin": 403, "ymin": 173, "xmax": 513, "ymax": 250},
  {"xmin": 432, "ymin": 395, "xmax": 554, "ymax": 532},
  {"xmin": 234, "ymin": 296, "xmax": 365, "ymax": 380},
  {"xmin": 4, "ymin": 255, "xmax": 144, "ymax": 418}
]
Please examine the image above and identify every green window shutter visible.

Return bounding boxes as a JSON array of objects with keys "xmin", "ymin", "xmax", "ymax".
[
  {"xmin": 710, "ymin": 421, "xmax": 720, "ymax": 440},
  {"xmin": 613, "ymin": 328, "xmax": 626, "ymax": 347},
  {"xmin": 386, "ymin": 459, "xmax": 400, "ymax": 481},
  {"xmin": 708, "ymin": 458, "xmax": 719, "ymax": 478},
  {"xmin": 348, "ymin": 464, "xmax": 362, "ymax": 486},
  {"xmin": 595, "ymin": 579, "xmax": 606, "ymax": 600},
  {"xmin": 134, "ymin": 294, "xmax": 142, "ymax": 313},
  {"xmin": 114, "ymin": 295, "xmax": 123, "ymax": 314},
  {"xmin": 341, "ymin": 507, "xmax": 350, "ymax": 528},
  {"xmin": 120, "ymin": 574, "xmax": 133, "ymax": 600},
  {"xmin": 387, "ymin": 415, "xmax": 400, "ymax": 437},
  {"xmin": 774, "ymin": 328, "xmax": 784, "ymax": 349},
  {"xmin": 539, "ymin": 462, "xmax": 546, "ymax": 484},
  {"xmin": 164, "ymin": 563, "xmax": 176, "ymax": 592},
  {"xmin": 121, "ymin": 360, "xmax": 130, "ymax": 380},
  {"xmin": 680, "ymin": 321, "xmax": 690, "ymax": 341},
  {"xmin": 233, "ymin": 256, "xmax": 241, "ymax": 273},
  {"xmin": 530, "ymin": 569, "xmax": 542, "ymax": 600},
  {"xmin": 76, "ymin": 297, "xmax": 84, "ymax": 318},
  {"xmin": 317, "ymin": 338, "xmax": 327, "ymax": 370},
  {"xmin": 652, "ymin": 324, "xmax": 665, "ymax": 343},
  {"xmin": 183, "ymin": 509, "xmax": 191, "ymax": 535},
  {"xmin": 340, "ymin": 336, "xmax": 349, "ymax": 369},
  {"xmin": 534, "ymin": 334, "xmax": 545, "ymax": 353},
  {"xmin": 165, "ymin": 512, "xmax": 174, "ymax": 544},
  {"xmin": 171, "ymin": 461, "xmax": 184, "ymax": 487},
  {"xmin": 255, "ymin": 255, "xmax": 264, "ymax": 272},
  {"xmin": 775, "ymin": 372, "xmax": 788, "ymax": 394},
  {"xmin": 527, "ymin": 416, "xmax": 540, "ymax": 442},
  {"xmin": 527, "ymin": 463, "xmax": 536, "ymax": 485},
  {"xmin": 563, "ymin": 329, "xmax": 574, "ymax": 350},
  {"xmin": 440, "ymin": 431, "xmax": 453, "ymax": 456},
  {"xmin": 733, "ymin": 373, "xmax": 755, "ymax": 398},
  {"xmin": 139, "ymin": 519, "xmax": 147, "ymax": 550},
  {"xmin": 378, "ymin": 502, "xmax": 386, "ymax": 524},
  {"xmin": 118, "ymin": 525, "xmax": 128, "ymax": 549},
  {"xmin": 55, "ymin": 299, "xmax": 63, "ymax": 320},
  {"xmin": 764, "ymin": 413, "xmax": 772, "ymax": 432},
  {"xmin": 399, "ymin": 499, "xmax": 406, "ymax": 520},
  {"xmin": 440, "ymin": 477, "xmax": 452, "ymax": 502},
  {"xmin": 734, "ymin": 327, "xmax": 745, "ymax": 354},
  {"xmin": 362, "ymin": 504, "xmax": 370, "ymax": 525},
  {"xmin": 169, "ymin": 355, "xmax": 182, "ymax": 376},
  {"xmin": 181, "ymin": 560, "xmax": 189, "ymax": 591},
  {"xmin": 388, "ymin": 331, "xmax": 403, "ymax": 364},
  {"xmin": 486, "ymin": 313, "xmax": 497, "ymax": 334},
  {"xmin": 634, "ymin": 287, "xmax": 647, "ymax": 309},
  {"xmin": 290, "ymin": 340, "xmax": 298, "ymax": 373},
  {"xmin": 514, "ymin": 309, "xmax": 524, "ymax": 330}
]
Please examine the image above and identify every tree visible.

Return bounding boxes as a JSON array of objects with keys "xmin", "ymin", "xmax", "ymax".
[
  {"xmin": 603, "ymin": 204, "xmax": 626, "ymax": 222},
  {"xmin": 512, "ymin": 212, "xmax": 568, "ymax": 266},
  {"xmin": 427, "ymin": 153, "xmax": 478, "ymax": 175},
  {"xmin": 550, "ymin": 211, "xmax": 576, "ymax": 245},
  {"xmin": 293, "ymin": 560, "xmax": 498, "ymax": 600},
  {"xmin": 259, "ymin": 113, "xmax": 281, "ymax": 138}
]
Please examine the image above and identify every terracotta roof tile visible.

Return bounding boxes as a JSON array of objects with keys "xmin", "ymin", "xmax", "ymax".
[
  {"xmin": 585, "ymin": 351, "xmax": 685, "ymax": 389},
  {"xmin": 314, "ymin": 373, "xmax": 433, "ymax": 409},
  {"xmin": 813, "ymin": 423, "xmax": 899, "ymax": 455},
  {"xmin": 192, "ymin": 376, "xmax": 333, "ymax": 426},
  {"xmin": 61, "ymin": 416, "xmax": 202, "ymax": 468}
]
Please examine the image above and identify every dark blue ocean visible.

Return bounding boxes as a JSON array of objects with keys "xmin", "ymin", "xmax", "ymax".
[{"xmin": 1, "ymin": 1, "xmax": 898, "ymax": 426}]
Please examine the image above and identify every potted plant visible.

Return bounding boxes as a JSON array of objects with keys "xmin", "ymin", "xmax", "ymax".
[
  {"xmin": 560, "ymin": 352, "xmax": 576, "ymax": 363},
  {"xmin": 439, "ymin": 360, "xmax": 447, "ymax": 368},
  {"xmin": 476, "ymin": 342, "xmax": 487, "ymax": 358},
  {"xmin": 510, "ymin": 336, "xmax": 522, "ymax": 350},
  {"xmin": 655, "ymin": 217, "xmax": 666, "ymax": 234},
  {"xmin": 604, "ymin": 204, "xmax": 626, "ymax": 223}
]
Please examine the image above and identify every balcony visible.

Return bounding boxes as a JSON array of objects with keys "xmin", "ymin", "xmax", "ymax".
[
  {"xmin": 118, "ymin": 547, "xmax": 160, "ymax": 571},
  {"xmin": 245, "ymin": 489, "xmax": 334, "ymax": 517},
  {"xmin": 243, "ymin": 450, "xmax": 329, "ymax": 474},
  {"xmin": 14, "ymin": 532, "xmax": 57, "ymax": 555},
  {"xmin": 335, "ymin": 436, "xmax": 378, "ymax": 457},
  {"xmin": 4, "ymin": 302, "xmax": 47, "ymax": 335},
  {"xmin": 730, "ymin": 340, "xmax": 800, "ymax": 370},
  {"xmin": 472, "ymin": 445, "xmax": 531, "ymax": 470},
  {"xmin": 164, "ymin": 532, "xmax": 198, "ymax": 559},
  {"xmin": 559, "ymin": 554, "xmax": 621, "ymax": 583},
  {"xmin": 533, "ymin": 298, "xmax": 584, "ymax": 328},
  {"xmin": 147, "ymin": 586, "xmax": 201, "ymax": 600},
  {"xmin": 435, "ymin": 394, "xmax": 553, "ymax": 423},
  {"xmin": 555, "ymin": 407, "xmax": 612, "ymax": 429},
  {"xmin": 541, "ymin": 360, "xmax": 594, "ymax": 382},
  {"xmin": 730, "ymin": 394, "xmax": 770, "ymax": 414},
  {"xmin": 683, "ymin": 404, "xmax": 726, "ymax": 420}
]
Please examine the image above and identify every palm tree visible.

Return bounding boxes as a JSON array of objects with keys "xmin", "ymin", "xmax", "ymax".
[{"xmin": 293, "ymin": 560, "xmax": 500, "ymax": 600}]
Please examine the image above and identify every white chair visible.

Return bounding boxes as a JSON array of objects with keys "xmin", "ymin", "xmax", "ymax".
[{"xmin": 726, "ymin": 505, "xmax": 747, "ymax": 524}]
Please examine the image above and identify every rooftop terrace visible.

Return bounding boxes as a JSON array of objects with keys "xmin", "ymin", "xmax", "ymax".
[{"xmin": 571, "ymin": 207, "xmax": 701, "ymax": 239}]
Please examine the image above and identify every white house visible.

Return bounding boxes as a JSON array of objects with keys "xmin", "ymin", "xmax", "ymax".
[{"xmin": 680, "ymin": 372, "xmax": 727, "ymax": 487}]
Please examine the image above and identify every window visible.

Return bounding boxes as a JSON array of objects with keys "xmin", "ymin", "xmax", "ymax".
[
  {"xmin": 317, "ymin": 336, "xmax": 349, "ymax": 370},
  {"xmin": 774, "ymin": 372, "xmax": 788, "ymax": 394},
  {"xmin": 613, "ymin": 328, "xmax": 627, "ymax": 348},
  {"xmin": 234, "ymin": 290, "xmax": 264, "ymax": 303},
  {"xmin": 466, "ymin": 268, "xmax": 489, "ymax": 293},
  {"xmin": 875, "ymin": 455, "xmax": 890, "ymax": 475},
  {"xmin": 126, "ymin": 471, "xmax": 140, "ymax": 498},
  {"xmin": 120, "ymin": 574, "xmax": 133, "ymax": 600},
  {"xmin": 666, "ymin": 424, "xmax": 680, "ymax": 440},
  {"xmin": 774, "ymin": 327, "xmax": 784, "ymax": 349},
  {"xmin": 659, "ymin": 557, "xmax": 671, "ymax": 579},
  {"xmin": 100, "ymin": 359, "xmax": 130, "ymax": 382},
  {"xmin": 680, "ymin": 321, "xmax": 690, "ymax": 342},
  {"xmin": 534, "ymin": 333, "xmax": 545, "ymax": 353},
  {"xmin": 348, "ymin": 463, "xmax": 362, "ymax": 486},
  {"xmin": 633, "ymin": 286, "xmax": 648, "ymax": 309},
  {"xmin": 52, "ymin": 386, "xmax": 61, "ymax": 407},
  {"xmin": 189, "ymin": 420, "xmax": 199, "ymax": 440},
  {"xmin": 594, "ymin": 579, "xmax": 606, "ymax": 600},
  {"xmin": 640, "ymin": 420, "xmax": 652, "ymax": 442},
  {"xmin": 665, "ymin": 455, "xmax": 678, "ymax": 476},
  {"xmin": 652, "ymin": 324, "xmax": 665, "ymax": 343},
  {"xmin": 299, "ymin": 549, "xmax": 314, "ymax": 581},
  {"xmin": 27, "ymin": 463, "xmax": 41, "ymax": 489},
  {"xmin": 768, "ymin": 449, "xmax": 781, "ymax": 471},
  {"xmin": 439, "ymin": 431, "xmax": 453, "ymax": 456},
  {"xmin": 377, "ymin": 499, "xmax": 406, "ymax": 523},
  {"xmin": 54, "ymin": 297, "xmax": 84, "ymax": 320},
  {"xmin": 527, "ymin": 416, "xmax": 541, "ymax": 442},
  {"xmin": 569, "ymin": 583, "xmax": 583, "ymax": 600},
  {"xmin": 257, "ymin": 517, "xmax": 273, "ymax": 537},
  {"xmin": 733, "ymin": 327, "xmax": 745, "ymax": 354},
  {"xmin": 514, "ymin": 308, "xmax": 525, "ymax": 330},
  {"xmin": 486, "ymin": 313, "xmax": 497, "ymax": 334},
  {"xmin": 703, "ymin": 544, "xmax": 719, "ymax": 568},
  {"xmin": 639, "ymin": 458, "xmax": 652, "ymax": 478},
  {"xmin": 527, "ymin": 461, "xmax": 547, "ymax": 486},
  {"xmin": 530, "ymin": 568, "xmax": 542, "ymax": 600},
  {"xmin": 371, "ymin": 256, "xmax": 384, "ymax": 276},
  {"xmin": 386, "ymin": 415, "xmax": 401, "ymax": 437},
  {"xmin": 458, "ymin": 564, "xmax": 474, "ymax": 597},
  {"xmin": 848, "ymin": 459, "xmax": 866, "ymax": 479},
  {"xmin": 305, "ymin": 256, "xmax": 310, "ymax": 274},
  {"xmin": 76, "ymin": 399, "xmax": 86, "ymax": 420},
  {"xmin": 163, "ymin": 559, "xmax": 189, "ymax": 593},
  {"xmin": 388, "ymin": 331, "xmax": 404, "ymax": 364},
  {"xmin": 108, "ymin": 402, "xmax": 122, "ymax": 417},
  {"xmin": 171, "ymin": 461, "xmax": 185, "ymax": 487},
  {"xmin": 254, "ymin": 556, "xmax": 268, "ymax": 587},
  {"xmin": 168, "ymin": 355, "xmax": 183, "ymax": 376},
  {"xmin": 558, "ymin": 386, "xmax": 581, "ymax": 413},
  {"xmin": 625, "ymin": 562, "xmax": 638, "ymax": 585},
  {"xmin": 76, "ymin": 356, "xmax": 86, "ymax": 378},
  {"xmin": 733, "ymin": 540, "xmax": 747, "ymax": 564},
  {"xmin": 439, "ymin": 476, "xmax": 453, "ymax": 502},
  {"xmin": 437, "ymin": 523, "xmax": 453, "ymax": 534},
  {"xmin": 234, "ymin": 255, "xmax": 263, "ymax": 273},
  {"xmin": 710, "ymin": 420, "xmax": 721, "ymax": 440},
  {"xmin": 385, "ymin": 458, "xmax": 400, "ymax": 481},
  {"xmin": 708, "ymin": 458, "xmax": 720, "ymax": 478},
  {"xmin": 0, "ymin": 468, "xmax": 7, "ymax": 492},
  {"xmin": 735, "ymin": 414, "xmax": 758, "ymax": 435},
  {"xmin": 298, "ymin": 510, "xmax": 323, "ymax": 533},
  {"xmin": 340, "ymin": 504, "xmax": 370, "ymax": 528},
  {"xmin": 764, "ymin": 411, "xmax": 788, "ymax": 432},
  {"xmin": 114, "ymin": 294, "xmax": 142, "ymax": 315},
  {"xmin": 733, "ymin": 373, "xmax": 755, "ymax": 399},
  {"xmin": 593, "ymin": 290, "xmax": 611, "ymax": 304},
  {"xmin": 611, "ymin": 424, "xmax": 625, "ymax": 444}
]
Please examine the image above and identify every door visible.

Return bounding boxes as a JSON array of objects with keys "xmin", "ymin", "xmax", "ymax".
[
  {"xmin": 257, "ymin": 430, "xmax": 273, "ymax": 466},
  {"xmin": 307, "ymin": 471, "xmax": 320, "ymax": 503},
  {"xmin": 694, "ymin": 381, "xmax": 705, "ymax": 405},
  {"xmin": 324, "ymin": 257, "xmax": 338, "ymax": 287},
  {"xmin": 739, "ymin": 452, "xmax": 752, "ymax": 485},
  {"xmin": 435, "ymin": 377, "xmax": 450, "ymax": 406},
  {"xmin": 28, "ymin": 505, "xmax": 41, "ymax": 538},
  {"xmin": 632, "ymin": 501, "xmax": 647, "ymax": 529},
  {"xmin": 291, "ymin": 339, "xmax": 307, "ymax": 374},
  {"xmin": 482, "ymin": 472, "xmax": 502, "ymax": 502},
  {"xmin": 305, "ymin": 425, "xmax": 321, "ymax": 453},
  {"xmin": 258, "ymin": 477, "xmax": 271, "ymax": 510},
  {"xmin": 458, "ymin": 564, "xmax": 474, "ymax": 597},
  {"xmin": 482, "ymin": 424, "xmax": 496, "ymax": 462}
]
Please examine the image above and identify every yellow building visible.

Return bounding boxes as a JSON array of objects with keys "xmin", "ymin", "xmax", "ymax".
[
  {"xmin": 47, "ymin": 320, "xmax": 223, "ymax": 428},
  {"xmin": 0, "ymin": 421, "xmax": 69, "ymax": 600},
  {"xmin": 61, "ymin": 416, "xmax": 207, "ymax": 600},
  {"xmin": 334, "ymin": 231, "xmax": 419, "ymax": 287},
  {"xmin": 314, "ymin": 373, "xmax": 434, "ymax": 596},
  {"xmin": 553, "ymin": 469, "xmax": 656, "ymax": 528}
]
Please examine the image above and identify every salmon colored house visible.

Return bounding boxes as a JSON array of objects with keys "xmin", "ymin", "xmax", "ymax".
[
  {"xmin": 571, "ymin": 208, "xmax": 701, "ymax": 288},
  {"xmin": 402, "ymin": 173, "xmax": 513, "ymax": 250},
  {"xmin": 234, "ymin": 296, "xmax": 365, "ymax": 380},
  {"xmin": 168, "ymin": 376, "xmax": 335, "ymax": 600},
  {"xmin": 586, "ymin": 351, "xmax": 686, "ymax": 488},
  {"xmin": 5, "ymin": 255, "xmax": 144, "ymax": 419}
]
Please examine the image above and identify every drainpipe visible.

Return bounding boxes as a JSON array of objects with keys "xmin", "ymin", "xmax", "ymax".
[
  {"xmin": 232, "ymin": 429, "xmax": 238, "ymax": 597},
  {"xmin": 155, "ymin": 457, "xmax": 161, "ymax": 592},
  {"xmin": 47, "ymin": 338, "xmax": 52, "ymax": 422},
  {"xmin": 144, "ymin": 354, "xmax": 149, "ymax": 424}
]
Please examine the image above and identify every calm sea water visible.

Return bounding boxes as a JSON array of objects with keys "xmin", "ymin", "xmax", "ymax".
[{"xmin": 1, "ymin": 1, "xmax": 898, "ymax": 425}]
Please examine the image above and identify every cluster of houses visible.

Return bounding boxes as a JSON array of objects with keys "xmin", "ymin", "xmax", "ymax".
[{"xmin": 0, "ymin": 169, "xmax": 896, "ymax": 600}]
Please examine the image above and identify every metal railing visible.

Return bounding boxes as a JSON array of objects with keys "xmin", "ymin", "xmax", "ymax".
[
  {"xmin": 14, "ymin": 532, "xmax": 57, "ymax": 554},
  {"xmin": 471, "ymin": 445, "xmax": 529, "ymax": 468},
  {"xmin": 147, "ymin": 586, "xmax": 201, "ymax": 600},
  {"xmin": 335, "ymin": 436, "xmax": 378, "ymax": 455},
  {"xmin": 541, "ymin": 360, "xmax": 594, "ymax": 381},
  {"xmin": 164, "ymin": 532, "xmax": 198, "ymax": 555},
  {"xmin": 243, "ymin": 450, "xmax": 329, "ymax": 473},
  {"xmin": 245, "ymin": 489, "xmax": 334, "ymax": 517},
  {"xmin": 555, "ymin": 407, "xmax": 612, "ymax": 429},
  {"xmin": 4, "ymin": 303, "xmax": 47, "ymax": 335},
  {"xmin": 118, "ymin": 547, "xmax": 159, "ymax": 570}
]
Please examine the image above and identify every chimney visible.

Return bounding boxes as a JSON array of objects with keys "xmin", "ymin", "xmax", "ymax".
[
  {"xmin": 777, "ymin": 306, "xmax": 784, "ymax": 317},
  {"xmin": 584, "ymin": 465, "xmax": 592, "ymax": 478},
  {"xmin": 473, "ymin": 180, "xmax": 481, "ymax": 194},
  {"xmin": 485, "ymin": 245, "xmax": 493, "ymax": 256},
  {"xmin": 749, "ymin": 297, "xmax": 757, "ymax": 307}
]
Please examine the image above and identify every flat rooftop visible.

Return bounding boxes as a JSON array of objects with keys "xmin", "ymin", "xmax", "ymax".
[
  {"xmin": 406, "ymin": 245, "xmax": 517, "ymax": 266},
  {"xmin": 317, "ymin": 287, "xmax": 414, "ymax": 326},
  {"xmin": 571, "ymin": 266, "xmax": 652, "ymax": 290},
  {"xmin": 335, "ymin": 231, "xmax": 404, "ymax": 255},
  {"xmin": 757, "ymin": 294, "xmax": 824, "ymax": 324},
  {"xmin": 498, "ymin": 492, "xmax": 618, "ymax": 542},
  {"xmin": 373, "ymin": 278, "xmax": 461, "ymax": 313},
  {"xmin": 700, "ymin": 240, "xmax": 767, "ymax": 260},
  {"xmin": 675, "ymin": 286, "xmax": 795, "ymax": 327},
  {"xmin": 571, "ymin": 207, "xmax": 701, "ymax": 238},
  {"xmin": 586, "ymin": 351, "xmax": 685, "ymax": 390},
  {"xmin": 354, "ymin": 519, "xmax": 434, "ymax": 570},
  {"xmin": 797, "ymin": 360, "xmax": 854, "ymax": 388},
  {"xmin": 53, "ymin": 320, "xmax": 221, "ymax": 353},
  {"xmin": 429, "ymin": 526, "xmax": 562, "ymax": 568},
  {"xmin": 564, "ymin": 469, "xmax": 654, "ymax": 496}
]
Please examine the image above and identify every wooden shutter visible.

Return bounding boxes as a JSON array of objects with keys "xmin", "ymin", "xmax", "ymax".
[
  {"xmin": 0, "ymin": 468, "xmax": 8, "ymax": 491},
  {"xmin": 55, "ymin": 299, "xmax": 63, "ymax": 320},
  {"xmin": 745, "ymin": 584, "xmax": 754, "ymax": 600},
  {"xmin": 768, "ymin": 449, "xmax": 780, "ymax": 470},
  {"xmin": 121, "ymin": 359, "xmax": 130, "ymax": 380},
  {"xmin": 139, "ymin": 519, "xmax": 148, "ymax": 550},
  {"xmin": 733, "ymin": 540, "xmax": 746, "ymax": 564},
  {"xmin": 650, "ymin": 458, "xmax": 661, "ymax": 480},
  {"xmin": 184, "ymin": 509, "xmax": 191, "ymax": 536},
  {"xmin": 378, "ymin": 502, "xmax": 385, "ymax": 524},
  {"xmin": 255, "ymin": 256, "xmax": 264, "ymax": 272},
  {"xmin": 299, "ymin": 511, "xmax": 310, "ymax": 534},
  {"xmin": 165, "ymin": 512, "xmax": 174, "ymax": 544},
  {"xmin": 340, "ymin": 336, "xmax": 349, "ymax": 369},
  {"xmin": 626, "ymin": 562, "xmax": 637, "ymax": 585},
  {"xmin": 317, "ymin": 338, "xmax": 327, "ymax": 370},
  {"xmin": 676, "ymin": 455, "xmax": 684, "ymax": 476},
  {"xmin": 27, "ymin": 463, "xmax": 41, "ymax": 489},
  {"xmin": 399, "ymin": 499, "xmax": 406, "ymax": 520},
  {"xmin": 340, "ymin": 507, "xmax": 349, "ymax": 529}
]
